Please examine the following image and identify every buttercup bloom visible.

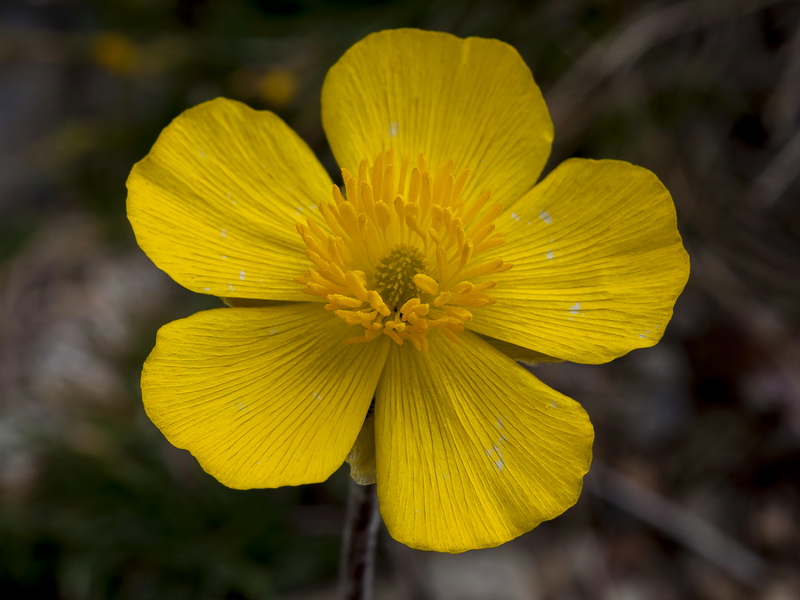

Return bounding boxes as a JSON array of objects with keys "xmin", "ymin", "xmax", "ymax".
[{"xmin": 127, "ymin": 29, "xmax": 689, "ymax": 552}]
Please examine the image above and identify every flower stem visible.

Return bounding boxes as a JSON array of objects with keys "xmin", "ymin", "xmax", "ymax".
[{"xmin": 340, "ymin": 480, "xmax": 379, "ymax": 600}]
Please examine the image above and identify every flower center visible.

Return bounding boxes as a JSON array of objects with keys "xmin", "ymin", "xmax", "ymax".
[
  {"xmin": 373, "ymin": 245, "xmax": 426, "ymax": 311},
  {"xmin": 295, "ymin": 150, "xmax": 511, "ymax": 351}
]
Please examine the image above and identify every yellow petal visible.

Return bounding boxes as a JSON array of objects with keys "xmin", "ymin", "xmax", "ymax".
[
  {"xmin": 470, "ymin": 159, "xmax": 690, "ymax": 364},
  {"xmin": 142, "ymin": 304, "xmax": 389, "ymax": 489},
  {"xmin": 127, "ymin": 98, "xmax": 332, "ymax": 301},
  {"xmin": 375, "ymin": 331, "xmax": 593, "ymax": 552},
  {"xmin": 322, "ymin": 29, "xmax": 552, "ymax": 210}
]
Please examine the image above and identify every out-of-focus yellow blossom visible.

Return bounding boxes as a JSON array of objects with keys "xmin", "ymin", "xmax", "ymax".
[
  {"xmin": 92, "ymin": 32, "xmax": 139, "ymax": 75},
  {"xmin": 231, "ymin": 67, "xmax": 300, "ymax": 108},
  {"xmin": 127, "ymin": 29, "xmax": 689, "ymax": 552},
  {"xmin": 258, "ymin": 68, "xmax": 299, "ymax": 108}
]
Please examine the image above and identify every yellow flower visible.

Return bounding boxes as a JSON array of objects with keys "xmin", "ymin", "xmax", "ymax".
[
  {"xmin": 127, "ymin": 29, "xmax": 689, "ymax": 552},
  {"xmin": 92, "ymin": 32, "xmax": 139, "ymax": 75},
  {"xmin": 258, "ymin": 68, "xmax": 299, "ymax": 108}
]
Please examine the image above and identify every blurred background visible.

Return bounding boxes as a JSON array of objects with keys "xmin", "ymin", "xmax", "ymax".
[{"xmin": 1, "ymin": 0, "xmax": 799, "ymax": 598}]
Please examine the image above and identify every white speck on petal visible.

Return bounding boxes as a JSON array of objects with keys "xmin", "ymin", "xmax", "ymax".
[
  {"xmin": 311, "ymin": 391, "xmax": 322, "ymax": 400},
  {"xmin": 203, "ymin": 287, "xmax": 210, "ymax": 292},
  {"xmin": 485, "ymin": 444, "xmax": 504, "ymax": 471},
  {"xmin": 511, "ymin": 212, "xmax": 521, "ymax": 221},
  {"xmin": 550, "ymin": 401, "xmax": 558, "ymax": 408},
  {"xmin": 539, "ymin": 210, "xmax": 553, "ymax": 224},
  {"xmin": 389, "ymin": 121, "xmax": 399, "ymax": 137},
  {"xmin": 494, "ymin": 417, "xmax": 507, "ymax": 441},
  {"xmin": 569, "ymin": 302, "xmax": 581, "ymax": 315},
  {"xmin": 239, "ymin": 269, "xmax": 245, "ymax": 281},
  {"xmin": 486, "ymin": 419, "xmax": 507, "ymax": 470},
  {"xmin": 546, "ymin": 250, "xmax": 554, "ymax": 260},
  {"xmin": 221, "ymin": 255, "xmax": 228, "ymax": 260},
  {"xmin": 237, "ymin": 403, "xmax": 247, "ymax": 411},
  {"xmin": 228, "ymin": 283, "xmax": 235, "ymax": 291},
  {"xmin": 220, "ymin": 228, "xmax": 227, "ymax": 238},
  {"xmin": 268, "ymin": 328, "xmax": 276, "ymax": 335}
]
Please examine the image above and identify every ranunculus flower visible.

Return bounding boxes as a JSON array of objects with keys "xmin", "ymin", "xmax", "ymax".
[{"xmin": 127, "ymin": 29, "xmax": 689, "ymax": 552}]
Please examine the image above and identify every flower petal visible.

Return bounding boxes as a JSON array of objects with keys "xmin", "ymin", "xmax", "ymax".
[
  {"xmin": 142, "ymin": 304, "xmax": 389, "ymax": 489},
  {"xmin": 322, "ymin": 29, "xmax": 552, "ymax": 209},
  {"xmin": 127, "ymin": 98, "xmax": 331, "ymax": 301},
  {"xmin": 375, "ymin": 331, "xmax": 593, "ymax": 552},
  {"xmin": 470, "ymin": 159, "xmax": 690, "ymax": 364}
]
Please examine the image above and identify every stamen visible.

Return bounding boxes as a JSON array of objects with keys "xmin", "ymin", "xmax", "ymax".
[
  {"xmin": 295, "ymin": 151, "xmax": 511, "ymax": 350},
  {"xmin": 413, "ymin": 273, "xmax": 439, "ymax": 296}
]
